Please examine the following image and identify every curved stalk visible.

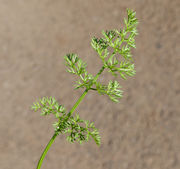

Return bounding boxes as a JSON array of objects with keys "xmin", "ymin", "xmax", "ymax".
[{"xmin": 36, "ymin": 133, "xmax": 58, "ymax": 169}]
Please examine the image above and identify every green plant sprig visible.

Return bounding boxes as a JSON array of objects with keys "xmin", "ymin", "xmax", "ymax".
[
  {"xmin": 32, "ymin": 8, "xmax": 138, "ymax": 169},
  {"xmin": 32, "ymin": 96, "xmax": 101, "ymax": 145}
]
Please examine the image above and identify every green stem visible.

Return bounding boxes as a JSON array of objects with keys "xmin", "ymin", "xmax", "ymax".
[
  {"xmin": 94, "ymin": 66, "xmax": 105, "ymax": 81},
  {"xmin": 36, "ymin": 133, "xmax": 58, "ymax": 169},
  {"xmin": 69, "ymin": 89, "xmax": 88, "ymax": 116},
  {"xmin": 36, "ymin": 66, "xmax": 105, "ymax": 169}
]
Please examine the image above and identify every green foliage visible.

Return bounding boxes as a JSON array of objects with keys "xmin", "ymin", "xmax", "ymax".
[
  {"xmin": 64, "ymin": 8, "xmax": 138, "ymax": 103},
  {"xmin": 95, "ymin": 81, "xmax": 123, "ymax": 103},
  {"xmin": 65, "ymin": 115, "xmax": 100, "ymax": 145},
  {"xmin": 64, "ymin": 53, "xmax": 94, "ymax": 90},
  {"xmin": 32, "ymin": 97, "xmax": 100, "ymax": 145},
  {"xmin": 32, "ymin": 8, "xmax": 138, "ymax": 148},
  {"xmin": 92, "ymin": 8, "xmax": 138, "ymax": 78},
  {"xmin": 64, "ymin": 53, "xmax": 87, "ymax": 75},
  {"xmin": 32, "ymin": 97, "xmax": 66, "ymax": 117}
]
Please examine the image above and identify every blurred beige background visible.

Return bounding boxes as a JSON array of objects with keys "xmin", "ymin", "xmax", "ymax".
[{"xmin": 0, "ymin": 0, "xmax": 179, "ymax": 169}]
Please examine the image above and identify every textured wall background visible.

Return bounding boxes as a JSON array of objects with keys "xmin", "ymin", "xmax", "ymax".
[{"xmin": 0, "ymin": 0, "xmax": 179, "ymax": 169}]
